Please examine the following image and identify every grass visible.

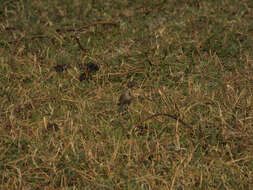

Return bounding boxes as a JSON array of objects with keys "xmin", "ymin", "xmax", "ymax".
[{"xmin": 0, "ymin": 0, "xmax": 252, "ymax": 189}]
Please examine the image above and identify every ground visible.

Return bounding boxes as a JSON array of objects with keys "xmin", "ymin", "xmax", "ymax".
[{"xmin": 0, "ymin": 0, "xmax": 252, "ymax": 189}]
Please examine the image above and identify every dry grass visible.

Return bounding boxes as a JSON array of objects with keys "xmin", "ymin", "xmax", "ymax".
[{"xmin": 0, "ymin": 0, "xmax": 252, "ymax": 189}]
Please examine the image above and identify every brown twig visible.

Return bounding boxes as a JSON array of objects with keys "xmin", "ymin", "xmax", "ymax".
[
  {"xmin": 71, "ymin": 35, "xmax": 87, "ymax": 54},
  {"xmin": 1, "ymin": 21, "xmax": 118, "ymax": 46},
  {"xmin": 56, "ymin": 21, "xmax": 119, "ymax": 33},
  {"xmin": 140, "ymin": 113, "xmax": 192, "ymax": 128},
  {"xmin": 30, "ymin": 34, "xmax": 51, "ymax": 40},
  {"xmin": 0, "ymin": 21, "xmax": 118, "ymax": 49},
  {"xmin": 11, "ymin": 35, "xmax": 25, "ymax": 54}
]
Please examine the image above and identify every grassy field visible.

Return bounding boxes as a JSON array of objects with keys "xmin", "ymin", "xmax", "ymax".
[{"xmin": 0, "ymin": 0, "xmax": 252, "ymax": 189}]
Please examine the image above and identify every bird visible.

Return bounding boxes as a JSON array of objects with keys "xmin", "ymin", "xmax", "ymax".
[{"xmin": 117, "ymin": 89, "xmax": 133, "ymax": 113}]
